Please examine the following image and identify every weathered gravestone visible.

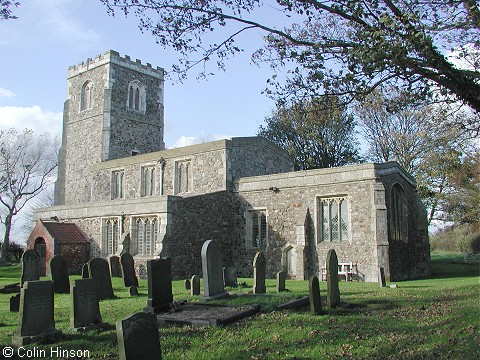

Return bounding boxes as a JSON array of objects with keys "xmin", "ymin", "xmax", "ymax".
[
  {"xmin": 110, "ymin": 256, "xmax": 123, "ymax": 278},
  {"xmin": 201, "ymin": 240, "xmax": 227, "ymax": 299},
  {"xmin": 129, "ymin": 286, "xmax": 139, "ymax": 296},
  {"xmin": 184, "ymin": 279, "xmax": 191, "ymax": 290},
  {"xmin": 12, "ymin": 280, "xmax": 62, "ymax": 346},
  {"xmin": 276, "ymin": 271, "xmax": 286, "ymax": 292},
  {"xmin": 20, "ymin": 249, "xmax": 40, "ymax": 286},
  {"xmin": 223, "ymin": 266, "xmax": 237, "ymax": 287},
  {"xmin": 144, "ymin": 258, "xmax": 173, "ymax": 313},
  {"xmin": 88, "ymin": 258, "xmax": 115, "ymax": 300},
  {"xmin": 70, "ymin": 278, "xmax": 103, "ymax": 331},
  {"xmin": 121, "ymin": 253, "xmax": 138, "ymax": 287},
  {"xmin": 117, "ymin": 312, "xmax": 162, "ymax": 360},
  {"xmin": 378, "ymin": 267, "xmax": 386, "ymax": 288},
  {"xmin": 309, "ymin": 275, "xmax": 323, "ymax": 315},
  {"xmin": 10, "ymin": 294, "xmax": 20, "ymax": 312},
  {"xmin": 253, "ymin": 252, "xmax": 266, "ymax": 294},
  {"xmin": 82, "ymin": 263, "xmax": 90, "ymax": 278},
  {"xmin": 191, "ymin": 275, "xmax": 200, "ymax": 296},
  {"xmin": 326, "ymin": 249, "xmax": 340, "ymax": 309},
  {"xmin": 50, "ymin": 255, "xmax": 70, "ymax": 294}
]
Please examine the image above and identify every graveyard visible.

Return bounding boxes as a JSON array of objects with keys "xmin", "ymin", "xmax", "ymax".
[{"xmin": 0, "ymin": 251, "xmax": 478, "ymax": 359}]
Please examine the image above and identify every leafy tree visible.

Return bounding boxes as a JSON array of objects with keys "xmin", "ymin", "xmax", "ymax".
[
  {"xmin": 0, "ymin": 128, "xmax": 58, "ymax": 261},
  {"xmin": 258, "ymin": 96, "xmax": 359, "ymax": 170},
  {"xmin": 100, "ymin": 0, "xmax": 480, "ymax": 119},
  {"xmin": 1, "ymin": 1, "xmax": 19, "ymax": 20}
]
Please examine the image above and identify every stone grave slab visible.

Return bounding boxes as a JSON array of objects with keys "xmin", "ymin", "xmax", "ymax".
[
  {"xmin": 326, "ymin": 249, "xmax": 340, "ymax": 309},
  {"xmin": 253, "ymin": 252, "xmax": 266, "ymax": 294},
  {"xmin": 276, "ymin": 271, "xmax": 286, "ymax": 292},
  {"xmin": 185, "ymin": 279, "xmax": 191, "ymax": 290},
  {"xmin": 378, "ymin": 267, "xmax": 386, "ymax": 288},
  {"xmin": 20, "ymin": 249, "xmax": 40, "ymax": 286},
  {"xmin": 309, "ymin": 275, "xmax": 323, "ymax": 315},
  {"xmin": 191, "ymin": 275, "xmax": 200, "ymax": 296},
  {"xmin": 12, "ymin": 280, "xmax": 62, "ymax": 346},
  {"xmin": 276, "ymin": 296, "xmax": 309, "ymax": 311},
  {"xmin": 70, "ymin": 278, "xmax": 105, "ymax": 331},
  {"xmin": 121, "ymin": 253, "xmax": 138, "ymax": 287},
  {"xmin": 144, "ymin": 258, "xmax": 173, "ymax": 313},
  {"xmin": 0, "ymin": 282, "xmax": 20, "ymax": 294},
  {"xmin": 110, "ymin": 256, "xmax": 123, "ymax": 278},
  {"xmin": 10, "ymin": 293, "xmax": 20, "ymax": 312},
  {"xmin": 88, "ymin": 258, "xmax": 115, "ymax": 300},
  {"xmin": 223, "ymin": 266, "xmax": 237, "ymax": 287},
  {"xmin": 50, "ymin": 255, "xmax": 70, "ymax": 294},
  {"xmin": 201, "ymin": 240, "xmax": 227, "ymax": 300},
  {"xmin": 117, "ymin": 312, "xmax": 162, "ymax": 360}
]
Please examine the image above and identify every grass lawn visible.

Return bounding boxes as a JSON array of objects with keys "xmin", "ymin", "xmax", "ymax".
[{"xmin": 0, "ymin": 252, "xmax": 479, "ymax": 359}]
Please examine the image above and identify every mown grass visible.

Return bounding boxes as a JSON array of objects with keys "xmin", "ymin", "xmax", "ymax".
[{"xmin": 0, "ymin": 252, "xmax": 478, "ymax": 359}]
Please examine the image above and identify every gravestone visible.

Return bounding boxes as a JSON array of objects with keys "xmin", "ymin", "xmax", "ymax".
[
  {"xmin": 309, "ymin": 275, "xmax": 323, "ymax": 315},
  {"xmin": 326, "ymin": 249, "xmax": 340, "ymax": 309},
  {"xmin": 117, "ymin": 312, "xmax": 162, "ymax": 360},
  {"xmin": 129, "ymin": 286, "xmax": 139, "ymax": 296},
  {"xmin": 12, "ymin": 280, "xmax": 61, "ymax": 346},
  {"xmin": 191, "ymin": 275, "xmax": 200, "ymax": 296},
  {"xmin": 50, "ymin": 255, "xmax": 70, "ymax": 294},
  {"xmin": 10, "ymin": 294, "xmax": 20, "ymax": 312},
  {"xmin": 201, "ymin": 240, "xmax": 227, "ymax": 299},
  {"xmin": 82, "ymin": 263, "xmax": 90, "ymax": 278},
  {"xmin": 276, "ymin": 271, "xmax": 286, "ymax": 292},
  {"xmin": 88, "ymin": 258, "xmax": 115, "ymax": 300},
  {"xmin": 378, "ymin": 267, "xmax": 386, "ymax": 288},
  {"xmin": 70, "ymin": 278, "xmax": 103, "ymax": 330},
  {"xmin": 253, "ymin": 252, "xmax": 266, "ymax": 294},
  {"xmin": 184, "ymin": 279, "xmax": 191, "ymax": 290},
  {"xmin": 20, "ymin": 249, "xmax": 40, "ymax": 286},
  {"xmin": 144, "ymin": 258, "xmax": 173, "ymax": 313},
  {"xmin": 223, "ymin": 266, "xmax": 237, "ymax": 287},
  {"xmin": 121, "ymin": 253, "xmax": 138, "ymax": 287},
  {"xmin": 110, "ymin": 256, "xmax": 123, "ymax": 278}
]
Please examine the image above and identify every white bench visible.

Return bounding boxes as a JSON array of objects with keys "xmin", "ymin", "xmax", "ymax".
[{"xmin": 321, "ymin": 262, "xmax": 357, "ymax": 281}]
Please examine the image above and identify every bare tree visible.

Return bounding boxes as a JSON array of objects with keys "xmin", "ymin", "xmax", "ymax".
[{"xmin": 0, "ymin": 128, "xmax": 58, "ymax": 261}]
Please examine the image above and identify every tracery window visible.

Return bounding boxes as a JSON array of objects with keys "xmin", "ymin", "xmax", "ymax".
[
  {"xmin": 141, "ymin": 166, "xmax": 156, "ymax": 197},
  {"xmin": 102, "ymin": 218, "xmax": 119, "ymax": 256},
  {"xmin": 127, "ymin": 80, "xmax": 146, "ymax": 113},
  {"xmin": 134, "ymin": 217, "xmax": 158, "ymax": 256},
  {"xmin": 246, "ymin": 209, "xmax": 267, "ymax": 249},
  {"xmin": 80, "ymin": 81, "xmax": 93, "ymax": 111},
  {"xmin": 111, "ymin": 170, "xmax": 125, "ymax": 199},
  {"xmin": 318, "ymin": 197, "xmax": 349, "ymax": 242}
]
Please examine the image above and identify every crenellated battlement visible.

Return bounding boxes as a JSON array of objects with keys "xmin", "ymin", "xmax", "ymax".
[{"xmin": 67, "ymin": 50, "xmax": 164, "ymax": 79}]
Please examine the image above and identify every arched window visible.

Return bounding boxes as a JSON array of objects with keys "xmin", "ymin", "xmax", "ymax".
[
  {"xmin": 391, "ymin": 184, "xmax": 408, "ymax": 242},
  {"xmin": 102, "ymin": 218, "xmax": 119, "ymax": 256},
  {"xmin": 127, "ymin": 81, "xmax": 146, "ymax": 113},
  {"xmin": 134, "ymin": 216, "xmax": 158, "ymax": 256},
  {"xmin": 318, "ymin": 197, "xmax": 349, "ymax": 242},
  {"xmin": 80, "ymin": 81, "xmax": 93, "ymax": 111}
]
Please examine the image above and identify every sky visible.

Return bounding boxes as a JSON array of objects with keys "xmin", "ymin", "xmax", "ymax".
[{"xmin": 0, "ymin": 0, "xmax": 279, "ymax": 148}]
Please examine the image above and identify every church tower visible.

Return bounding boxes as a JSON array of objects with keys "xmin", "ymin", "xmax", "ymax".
[{"xmin": 55, "ymin": 50, "xmax": 165, "ymax": 205}]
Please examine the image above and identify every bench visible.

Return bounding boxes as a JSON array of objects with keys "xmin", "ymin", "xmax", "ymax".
[{"xmin": 321, "ymin": 262, "xmax": 357, "ymax": 281}]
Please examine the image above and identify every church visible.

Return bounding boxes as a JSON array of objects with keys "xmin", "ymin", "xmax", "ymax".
[{"xmin": 27, "ymin": 50, "xmax": 431, "ymax": 282}]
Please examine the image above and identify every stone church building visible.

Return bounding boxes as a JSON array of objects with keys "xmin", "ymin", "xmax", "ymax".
[{"xmin": 28, "ymin": 50, "xmax": 431, "ymax": 282}]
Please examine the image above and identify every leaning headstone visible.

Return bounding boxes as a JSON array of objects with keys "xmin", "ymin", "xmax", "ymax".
[
  {"xmin": 378, "ymin": 267, "xmax": 386, "ymax": 288},
  {"xmin": 276, "ymin": 271, "xmax": 286, "ymax": 292},
  {"xmin": 184, "ymin": 279, "xmax": 191, "ymax": 290},
  {"xmin": 82, "ymin": 263, "xmax": 90, "ymax": 278},
  {"xmin": 191, "ymin": 275, "xmax": 200, "ymax": 296},
  {"xmin": 88, "ymin": 258, "xmax": 115, "ymax": 300},
  {"xmin": 117, "ymin": 312, "xmax": 162, "ymax": 360},
  {"xmin": 309, "ymin": 275, "xmax": 323, "ymax": 315},
  {"xmin": 253, "ymin": 252, "xmax": 266, "ymax": 294},
  {"xmin": 10, "ymin": 294, "xmax": 20, "ymax": 312},
  {"xmin": 12, "ymin": 280, "xmax": 62, "ymax": 346},
  {"xmin": 144, "ymin": 258, "xmax": 173, "ymax": 313},
  {"xmin": 50, "ymin": 255, "xmax": 70, "ymax": 294},
  {"xmin": 70, "ymin": 278, "xmax": 103, "ymax": 331},
  {"xmin": 129, "ymin": 286, "xmax": 139, "ymax": 296},
  {"xmin": 326, "ymin": 249, "xmax": 340, "ymax": 309},
  {"xmin": 121, "ymin": 253, "xmax": 138, "ymax": 287},
  {"xmin": 110, "ymin": 256, "xmax": 123, "ymax": 278},
  {"xmin": 20, "ymin": 249, "xmax": 40, "ymax": 286},
  {"xmin": 201, "ymin": 240, "xmax": 228, "ymax": 299},
  {"xmin": 223, "ymin": 266, "xmax": 237, "ymax": 287}
]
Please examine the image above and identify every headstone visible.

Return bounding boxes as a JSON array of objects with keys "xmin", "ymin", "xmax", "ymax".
[
  {"xmin": 117, "ymin": 312, "xmax": 162, "ymax": 360},
  {"xmin": 253, "ymin": 252, "xmax": 266, "ymax": 294},
  {"xmin": 70, "ymin": 278, "xmax": 103, "ymax": 330},
  {"xmin": 20, "ymin": 249, "xmax": 40, "ymax": 286},
  {"xmin": 276, "ymin": 271, "xmax": 286, "ymax": 292},
  {"xmin": 144, "ymin": 258, "xmax": 173, "ymax": 313},
  {"xmin": 12, "ymin": 280, "xmax": 61, "ymax": 346},
  {"xmin": 10, "ymin": 294, "xmax": 20, "ymax": 312},
  {"xmin": 326, "ymin": 249, "xmax": 340, "ymax": 309},
  {"xmin": 50, "ymin": 255, "xmax": 70, "ymax": 294},
  {"xmin": 378, "ymin": 267, "xmax": 386, "ymax": 288},
  {"xmin": 184, "ymin": 279, "xmax": 191, "ymax": 290},
  {"xmin": 191, "ymin": 275, "xmax": 200, "ymax": 296},
  {"xmin": 129, "ymin": 286, "xmax": 139, "ymax": 296},
  {"xmin": 223, "ymin": 266, "xmax": 237, "ymax": 287},
  {"xmin": 309, "ymin": 275, "xmax": 323, "ymax": 315},
  {"xmin": 121, "ymin": 253, "xmax": 138, "ymax": 287},
  {"xmin": 110, "ymin": 256, "xmax": 123, "ymax": 278},
  {"xmin": 88, "ymin": 258, "xmax": 115, "ymax": 300},
  {"xmin": 82, "ymin": 263, "xmax": 90, "ymax": 278},
  {"xmin": 201, "ymin": 240, "xmax": 227, "ymax": 299}
]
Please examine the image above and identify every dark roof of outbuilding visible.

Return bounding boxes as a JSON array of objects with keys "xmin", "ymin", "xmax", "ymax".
[{"xmin": 41, "ymin": 221, "xmax": 89, "ymax": 244}]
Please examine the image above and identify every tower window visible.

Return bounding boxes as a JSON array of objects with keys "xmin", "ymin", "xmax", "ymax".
[
  {"xmin": 80, "ymin": 81, "xmax": 93, "ymax": 111},
  {"xmin": 127, "ymin": 81, "xmax": 146, "ymax": 113}
]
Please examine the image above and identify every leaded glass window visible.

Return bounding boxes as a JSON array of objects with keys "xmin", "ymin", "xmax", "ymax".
[
  {"xmin": 102, "ymin": 218, "xmax": 119, "ymax": 256},
  {"xmin": 247, "ymin": 209, "xmax": 267, "ymax": 249},
  {"xmin": 318, "ymin": 197, "xmax": 349, "ymax": 242}
]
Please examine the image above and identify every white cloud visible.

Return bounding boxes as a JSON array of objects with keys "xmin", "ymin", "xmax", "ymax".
[
  {"xmin": 0, "ymin": 106, "xmax": 62, "ymax": 138},
  {"xmin": 0, "ymin": 87, "xmax": 15, "ymax": 100},
  {"xmin": 171, "ymin": 134, "xmax": 232, "ymax": 148}
]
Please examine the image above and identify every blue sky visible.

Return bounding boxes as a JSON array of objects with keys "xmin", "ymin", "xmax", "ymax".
[{"xmin": 0, "ymin": 0, "xmax": 278, "ymax": 148}]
